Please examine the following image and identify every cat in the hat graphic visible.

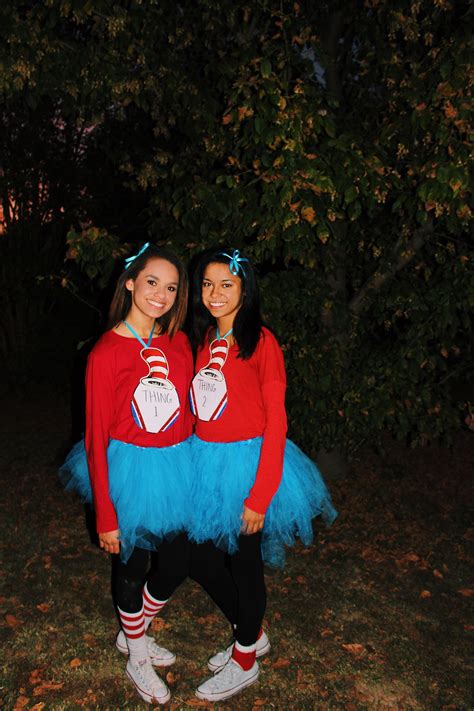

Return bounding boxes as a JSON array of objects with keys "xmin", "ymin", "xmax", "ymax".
[
  {"xmin": 131, "ymin": 346, "xmax": 181, "ymax": 433},
  {"xmin": 189, "ymin": 337, "xmax": 229, "ymax": 421}
]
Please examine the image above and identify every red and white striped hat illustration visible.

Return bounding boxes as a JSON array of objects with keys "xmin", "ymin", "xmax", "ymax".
[
  {"xmin": 202, "ymin": 338, "xmax": 228, "ymax": 375},
  {"xmin": 140, "ymin": 347, "xmax": 170, "ymax": 385}
]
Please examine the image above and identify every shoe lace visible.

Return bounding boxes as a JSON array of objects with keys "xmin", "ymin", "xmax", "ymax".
[
  {"xmin": 218, "ymin": 643, "xmax": 233, "ymax": 660},
  {"xmin": 213, "ymin": 659, "xmax": 240, "ymax": 686},
  {"xmin": 148, "ymin": 638, "xmax": 166, "ymax": 655},
  {"xmin": 134, "ymin": 659, "xmax": 164, "ymax": 691}
]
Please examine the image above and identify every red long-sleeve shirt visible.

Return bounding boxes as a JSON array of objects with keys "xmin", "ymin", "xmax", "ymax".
[
  {"xmin": 194, "ymin": 327, "xmax": 287, "ymax": 514},
  {"xmin": 85, "ymin": 330, "xmax": 194, "ymax": 534}
]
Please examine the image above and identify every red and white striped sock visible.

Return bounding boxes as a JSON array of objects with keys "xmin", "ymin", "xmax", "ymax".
[
  {"xmin": 232, "ymin": 640, "xmax": 257, "ymax": 671},
  {"xmin": 118, "ymin": 605, "xmax": 147, "ymax": 662},
  {"xmin": 143, "ymin": 583, "xmax": 168, "ymax": 631}
]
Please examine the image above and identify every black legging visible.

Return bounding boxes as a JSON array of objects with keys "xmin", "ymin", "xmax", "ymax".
[
  {"xmin": 192, "ymin": 534, "xmax": 266, "ymax": 647},
  {"xmin": 114, "ymin": 533, "xmax": 265, "ymax": 646},
  {"xmin": 113, "ymin": 534, "xmax": 239, "ymax": 631},
  {"xmin": 189, "ymin": 540, "xmax": 238, "ymax": 632}
]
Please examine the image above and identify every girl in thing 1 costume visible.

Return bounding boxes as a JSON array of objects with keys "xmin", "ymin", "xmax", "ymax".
[
  {"xmin": 60, "ymin": 244, "xmax": 193, "ymax": 705},
  {"xmin": 188, "ymin": 247, "xmax": 337, "ymax": 703}
]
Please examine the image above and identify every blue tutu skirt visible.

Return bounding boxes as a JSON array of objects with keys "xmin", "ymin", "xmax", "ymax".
[
  {"xmin": 59, "ymin": 437, "xmax": 193, "ymax": 562},
  {"xmin": 188, "ymin": 435, "xmax": 337, "ymax": 568}
]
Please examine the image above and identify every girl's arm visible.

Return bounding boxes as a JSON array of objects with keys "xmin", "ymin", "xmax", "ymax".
[
  {"xmin": 84, "ymin": 345, "xmax": 119, "ymax": 537},
  {"xmin": 243, "ymin": 331, "xmax": 287, "ymax": 517}
]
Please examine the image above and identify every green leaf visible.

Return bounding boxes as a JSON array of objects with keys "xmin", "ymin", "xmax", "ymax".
[
  {"xmin": 261, "ymin": 59, "xmax": 271, "ymax": 78},
  {"xmin": 344, "ymin": 186, "xmax": 358, "ymax": 204}
]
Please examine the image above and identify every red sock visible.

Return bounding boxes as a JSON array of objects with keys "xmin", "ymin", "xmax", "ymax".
[{"xmin": 232, "ymin": 642, "xmax": 256, "ymax": 671}]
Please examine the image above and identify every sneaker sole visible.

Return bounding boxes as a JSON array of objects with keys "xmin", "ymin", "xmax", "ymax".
[
  {"xmin": 117, "ymin": 640, "xmax": 176, "ymax": 667},
  {"xmin": 125, "ymin": 668, "xmax": 171, "ymax": 705},
  {"xmin": 207, "ymin": 640, "xmax": 271, "ymax": 672},
  {"xmin": 195, "ymin": 668, "xmax": 259, "ymax": 702}
]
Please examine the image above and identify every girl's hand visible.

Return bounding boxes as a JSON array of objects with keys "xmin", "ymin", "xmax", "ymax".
[
  {"xmin": 99, "ymin": 529, "xmax": 120, "ymax": 555},
  {"xmin": 241, "ymin": 506, "xmax": 265, "ymax": 535}
]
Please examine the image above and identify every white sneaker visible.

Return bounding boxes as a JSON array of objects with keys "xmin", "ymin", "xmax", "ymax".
[
  {"xmin": 196, "ymin": 658, "xmax": 259, "ymax": 702},
  {"xmin": 207, "ymin": 630, "xmax": 270, "ymax": 672},
  {"xmin": 116, "ymin": 630, "xmax": 176, "ymax": 667},
  {"xmin": 126, "ymin": 657, "xmax": 171, "ymax": 705}
]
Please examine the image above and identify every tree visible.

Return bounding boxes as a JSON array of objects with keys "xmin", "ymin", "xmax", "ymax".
[
  {"xmin": 1, "ymin": 1, "xmax": 472, "ymax": 471},
  {"xmin": 135, "ymin": 0, "xmax": 472, "ymax": 467}
]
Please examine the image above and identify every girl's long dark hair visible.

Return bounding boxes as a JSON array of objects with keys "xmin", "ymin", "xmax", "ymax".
[
  {"xmin": 108, "ymin": 245, "xmax": 188, "ymax": 337},
  {"xmin": 190, "ymin": 247, "xmax": 262, "ymax": 359}
]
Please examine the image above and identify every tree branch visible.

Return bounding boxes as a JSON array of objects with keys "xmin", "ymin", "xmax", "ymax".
[
  {"xmin": 349, "ymin": 219, "xmax": 433, "ymax": 315},
  {"xmin": 321, "ymin": 8, "xmax": 344, "ymax": 103}
]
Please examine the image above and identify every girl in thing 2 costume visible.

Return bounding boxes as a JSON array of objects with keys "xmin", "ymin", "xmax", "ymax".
[
  {"xmin": 60, "ymin": 244, "xmax": 193, "ymax": 706},
  {"xmin": 188, "ymin": 247, "xmax": 337, "ymax": 703}
]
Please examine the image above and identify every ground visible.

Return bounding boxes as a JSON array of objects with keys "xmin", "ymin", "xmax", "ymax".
[{"xmin": 0, "ymin": 386, "xmax": 472, "ymax": 711}]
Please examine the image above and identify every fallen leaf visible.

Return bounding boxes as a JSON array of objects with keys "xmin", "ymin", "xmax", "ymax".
[
  {"xmin": 321, "ymin": 627, "xmax": 333, "ymax": 637},
  {"xmin": 151, "ymin": 617, "xmax": 169, "ymax": 631},
  {"xmin": 458, "ymin": 588, "xmax": 473, "ymax": 597},
  {"xmin": 83, "ymin": 633, "xmax": 97, "ymax": 647},
  {"xmin": 195, "ymin": 613, "xmax": 220, "ymax": 625},
  {"xmin": 182, "ymin": 699, "xmax": 210, "ymax": 707},
  {"xmin": 433, "ymin": 569, "xmax": 443, "ymax": 579},
  {"xmin": 166, "ymin": 671, "xmax": 180, "ymax": 685},
  {"xmin": 342, "ymin": 643, "xmax": 365, "ymax": 656},
  {"xmin": 24, "ymin": 555, "xmax": 39, "ymax": 570},
  {"xmin": 354, "ymin": 689, "xmax": 372, "ymax": 703},
  {"xmin": 30, "ymin": 704, "xmax": 46, "ymax": 711},
  {"xmin": 29, "ymin": 669, "xmax": 43, "ymax": 685},
  {"xmin": 314, "ymin": 685, "xmax": 329, "ymax": 698},
  {"xmin": 69, "ymin": 658, "xmax": 81, "ymax": 668},
  {"xmin": 252, "ymin": 700, "xmax": 267, "ymax": 709},
  {"xmin": 420, "ymin": 590, "xmax": 432, "ymax": 598},
  {"xmin": 296, "ymin": 575, "xmax": 306, "ymax": 584},
  {"xmin": 36, "ymin": 603, "xmax": 50, "ymax": 614},
  {"xmin": 5, "ymin": 613, "xmax": 21, "ymax": 628},
  {"xmin": 464, "ymin": 624, "xmax": 474, "ymax": 631},
  {"xmin": 32, "ymin": 683, "xmax": 64, "ymax": 696},
  {"xmin": 272, "ymin": 657, "xmax": 291, "ymax": 669},
  {"xmin": 273, "ymin": 611, "xmax": 281, "ymax": 620},
  {"xmin": 13, "ymin": 697, "xmax": 29, "ymax": 710}
]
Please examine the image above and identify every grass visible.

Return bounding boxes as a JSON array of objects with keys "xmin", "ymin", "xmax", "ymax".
[{"xmin": 0, "ymin": 386, "xmax": 472, "ymax": 710}]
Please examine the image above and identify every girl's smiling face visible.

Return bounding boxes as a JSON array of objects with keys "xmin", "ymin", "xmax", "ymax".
[
  {"xmin": 201, "ymin": 262, "xmax": 243, "ymax": 327},
  {"xmin": 126, "ymin": 257, "xmax": 179, "ymax": 321}
]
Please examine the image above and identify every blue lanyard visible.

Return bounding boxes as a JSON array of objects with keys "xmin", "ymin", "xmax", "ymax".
[
  {"xmin": 216, "ymin": 326, "xmax": 233, "ymax": 340},
  {"xmin": 123, "ymin": 320, "xmax": 156, "ymax": 348}
]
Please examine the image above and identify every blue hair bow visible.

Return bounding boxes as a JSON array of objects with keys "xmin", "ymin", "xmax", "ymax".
[
  {"xmin": 124, "ymin": 242, "xmax": 150, "ymax": 270},
  {"xmin": 220, "ymin": 249, "xmax": 249, "ymax": 276}
]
